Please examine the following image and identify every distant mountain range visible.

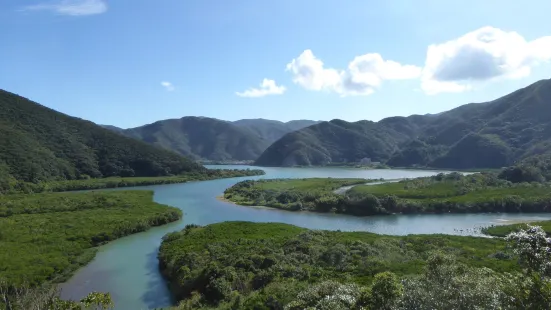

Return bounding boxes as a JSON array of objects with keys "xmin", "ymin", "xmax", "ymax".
[
  {"xmin": 103, "ymin": 118, "xmax": 320, "ymax": 161},
  {"xmin": 0, "ymin": 90, "xmax": 204, "ymax": 183},
  {"xmin": 4, "ymin": 78, "xmax": 551, "ymax": 174},
  {"xmin": 256, "ymin": 78, "xmax": 551, "ymax": 169}
]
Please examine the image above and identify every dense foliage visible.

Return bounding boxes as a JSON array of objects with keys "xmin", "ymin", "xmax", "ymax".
[
  {"xmin": 499, "ymin": 153, "xmax": 551, "ymax": 183},
  {"xmin": 0, "ymin": 191, "xmax": 181, "ymax": 288},
  {"xmin": 158, "ymin": 222, "xmax": 518, "ymax": 309},
  {"xmin": 224, "ymin": 173, "xmax": 551, "ymax": 216},
  {"xmin": 0, "ymin": 89, "xmax": 207, "ymax": 183},
  {"xmin": 0, "ymin": 284, "xmax": 113, "ymax": 310},
  {"xmin": 223, "ymin": 178, "xmax": 377, "ymax": 213},
  {"xmin": 255, "ymin": 118, "xmax": 420, "ymax": 167},
  {"xmin": 255, "ymin": 78, "xmax": 551, "ymax": 169},
  {"xmin": 116, "ymin": 117, "xmax": 318, "ymax": 161},
  {"xmin": 483, "ymin": 220, "xmax": 551, "ymax": 237},
  {"xmin": 0, "ymin": 168, "xmax": 264, "ymax": 194}
]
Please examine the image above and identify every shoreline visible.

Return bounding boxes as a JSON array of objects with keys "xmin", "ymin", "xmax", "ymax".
[{"xmin": 218, "ymin": 195, "xmax": 551, "ymax": 231}]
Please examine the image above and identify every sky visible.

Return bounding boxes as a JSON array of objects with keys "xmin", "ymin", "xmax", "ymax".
[{"xmin": 1, "ymin": 0, "xmax": 551, "ymax": 129}]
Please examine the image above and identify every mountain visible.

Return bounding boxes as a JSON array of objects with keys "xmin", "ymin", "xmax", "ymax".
[
  {"xmin": 255, "ymin": 117, "xmax": 424, "ymax": 166},
  {"xmin": 111, "ymin": 118, "xmax": 320, "ymax": 161},
  {"xmin": 124, "ymin": 117, "xmax": 270, "ymax": 161},
  {"xmin": 100, "ymin": 124, "xmax": 125, "ymax": 133},
  {"xmin": 0, "ymin": 89, "xmax": 204, "ymax": 183},
  {"xmin": 232, "ymin": 119, "xmax": 320, "ymax": 143},
  {"xmin": 256, "ymin": 78, "xmax": 551, "ymax": 169}
]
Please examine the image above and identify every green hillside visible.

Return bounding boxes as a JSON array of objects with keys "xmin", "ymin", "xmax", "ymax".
[
  {"xmin": 118, "ymin": 117, "xmax": 319, "ymax": 161},
  {"xmin": 232, "ymin": 118, "xmax": 320, "ymax": 144},
  {"xmin": 0, "ymin": 89, "xmax": 205, "ymax": 183},
  {"xmin": 256, "ymin": 79, "xmax": 551, "ymax": 169},
  {"xmin": 124, "ymin": 117, "xmax": 270, "ymax": 161},
  {"xmin": 255, "ymin": 117, "xmax": 424, "ymax": 166}
]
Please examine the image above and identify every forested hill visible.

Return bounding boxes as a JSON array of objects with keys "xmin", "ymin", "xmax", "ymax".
[
  {"xmin": 232, "ymin": 118, "xmax": 320, "ymax": 144},
  {"xmin": 0, "ymin": 89, "xmax": 205, "ymax": 183},
  {"xmin": 256, "ymin": 78, "xmax": 551, "ymax": 169},
  {"xmin": 113, "ymin": 117, "xmax": 319, "ymax": 161},
  {"xmin": 123, "ymin": 117, "xmax": 271, "ymax": 161}
]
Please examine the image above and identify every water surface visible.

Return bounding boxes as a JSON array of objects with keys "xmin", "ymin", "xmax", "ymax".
[{"xmin": 59, "ymin": 166, "xmax": 551, "ymax": 310}]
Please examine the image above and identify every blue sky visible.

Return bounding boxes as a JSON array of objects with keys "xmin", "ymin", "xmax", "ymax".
[{"xmin": 1, "ymin": 0, "xmax": 551, "ymax": 128}]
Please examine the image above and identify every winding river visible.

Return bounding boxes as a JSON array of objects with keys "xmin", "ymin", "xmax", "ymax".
[{"xmin": 59, "ymin": 166, "xmax": 551, "ymax": 310}]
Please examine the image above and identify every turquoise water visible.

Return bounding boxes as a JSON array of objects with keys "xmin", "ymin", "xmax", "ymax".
[{"xmin": 59, "ymin": 166, "xmax": 551, "ymax": 310}]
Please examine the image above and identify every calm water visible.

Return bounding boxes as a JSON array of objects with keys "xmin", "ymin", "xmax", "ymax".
[{"xmin": 59, "ymin": 166, "xmax": 551, "ymax": 310}]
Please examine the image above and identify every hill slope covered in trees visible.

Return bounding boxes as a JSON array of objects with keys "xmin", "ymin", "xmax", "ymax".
[
  {"xmin": 0, "ymin": 89, "xmax": 206, "ymax": 183},
  {"xmin": 256, "ymin": 79, "xmax": 551, "ymax": 169},
  {"xmin": 116, "ymin": 117, "xmax": 319, "ymax": 161}
]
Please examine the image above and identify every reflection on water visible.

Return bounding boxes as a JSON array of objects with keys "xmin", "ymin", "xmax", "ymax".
[{"xmin": 59, "ymin": 166, "xmax": 551, "ymax": 310}]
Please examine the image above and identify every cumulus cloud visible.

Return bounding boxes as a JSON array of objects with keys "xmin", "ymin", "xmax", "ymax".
[
  {"xmin": 22, "ymin": 0, "xmax": 107, "ymax": 16},
  {"xmin": 286, "ymin": 50, "xmax": 421, "ymax": 96},
  {"xmin": 236, "ymin": 79, "xmax": 286, "ymax": 98},
  {"xmin": 422, "ymin": 26, "xmax": 551, "ymax": 94},
  {"xmin": 161, "ymin": 81, "xmax": 175, "ymax": 91}
]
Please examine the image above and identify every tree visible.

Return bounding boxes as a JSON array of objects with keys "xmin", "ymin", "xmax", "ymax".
[{"xmin": 362, "ymin": 271, "xmax": 402, "ymax": 310}]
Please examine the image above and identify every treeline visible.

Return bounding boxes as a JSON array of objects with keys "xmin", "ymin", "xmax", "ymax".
[
  {"xmin": 159, "ymin": 222, "xmax": 550, "ymax": 309},
  {"xmin": 0, "ymin": 191, "xmax": 182, "ymax": 290},
  {"xmin": 0, "ymin": 169, "xmax": 264, "ymax": 194},
  {"xmin": 224, "ymin": 172, "xmax": 551, "ymax": 216}
]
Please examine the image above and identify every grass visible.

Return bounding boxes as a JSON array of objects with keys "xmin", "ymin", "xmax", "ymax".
[
  {"xmin": 350, "ymin": 180, "xmax": 551, "ymax": 203},
  {"xmin": 251, "ymin": 178, "xmax": 370, "ymax": 191},
  {"xmin": 159, "ymin": 222, "xmax": 516, "ymax": 309},
  {"xmin": 0, "ymin": 191, "xmax": 182, "ymax": 287},
  {"xmin": 349, "ymin": 181, "xmax": 459, "ymax": 199},
  {"xmin": 349, "ymin": 182, "xmax": 551, "ymax": 202}
]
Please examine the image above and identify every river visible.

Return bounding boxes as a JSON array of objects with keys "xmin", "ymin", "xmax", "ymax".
[{"xmin": 59, "ymin": 166, "xmax": 551, "ymax": 310}]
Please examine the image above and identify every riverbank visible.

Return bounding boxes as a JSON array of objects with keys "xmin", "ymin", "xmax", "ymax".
[
  {"xmin": 483, "ymin": 219, "xmax": 551, "ymax": 237},
  {"xmin": 0, "ymin": 190, "xmax": 182, "ymax": 290},
  {"xmin": 2, "ymin": 168, "xmax": 265, "ymax": 194},
  {"xmin": 223, "ymin": 173, "xmax": 551, "ymax": 216}
]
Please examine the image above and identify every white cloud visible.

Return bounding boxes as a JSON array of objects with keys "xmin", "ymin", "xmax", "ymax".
[
  {"xmin": 161, "ymin": 81, "xmax": 175, "ymax": 92},
  {"xmin": 236, "ymin": 79, "xmax": 286, "ymax": 98},
  {"xmin": 422, "ymin": 26, "xmax": 551, "ymax": 94},
  {"xmin": 286, "ymin": 49, "xmax": 421, "ymax": 96},
  {"xmin": 22, "ymin": 0, "xmax": 107, "ymax": 16}
]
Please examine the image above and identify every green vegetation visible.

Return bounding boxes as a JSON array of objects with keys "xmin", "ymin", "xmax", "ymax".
[
  {"xmin": 0, "ymin": 191, "xmax": 181, "ymax": 288},
  {"xmin": 255, "ymin": 78, "xmax": 551, "ymax": 169},
  {"xmin": 115, "ymin": 117, "xmax": 318, "ymax": 161},
  {"xmin": 223, "ymin": 178, "xmax": 375, "ymax": 213},
  {"xmin": 499, "ymin": 153, "xmax": 551, "ymax": 183},
  {"xmin": 0, "ymin": 89, "xmax": 207, "ymax": 183},
  {"xmin": 0, "ymin": 168, "xmax": 265, "ymax": 194},
  {"xmin": 483, "ymin": 220, "xmax": 551, "ymax": 237},
  {"xmin": 159, "ymin": 221, "xmax": 532, "ymax": 309},
  {"xmin": 225, "ymin": 172, "xmax": 551, "ymax": 215},
  {"xmin": 0, "ymin": 287, "xmax": 114, "ymax": 310}
]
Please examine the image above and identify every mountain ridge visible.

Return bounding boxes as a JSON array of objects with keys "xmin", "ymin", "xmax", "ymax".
[
  {"xmin": 0, "ymin": 89, "xmax": 205, "ymax": 183},
  {"xmin": 107, "ymin": 117, "xmax": 320, "ymax": 161},
  {"xmin": 255, "ymin": 78, "xmax": 551, "ymax": 169}
]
